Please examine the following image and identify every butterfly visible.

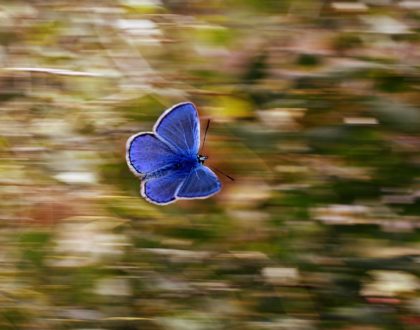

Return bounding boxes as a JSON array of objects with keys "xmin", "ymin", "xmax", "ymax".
[{"xmin": 126, "ymin": 102, "xmax": 222, "ymax": 205}]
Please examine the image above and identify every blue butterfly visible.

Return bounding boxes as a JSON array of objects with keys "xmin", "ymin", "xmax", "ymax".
[{"xmin": 126, "ymin": 102, "xmax": 221, "ymax": 205}]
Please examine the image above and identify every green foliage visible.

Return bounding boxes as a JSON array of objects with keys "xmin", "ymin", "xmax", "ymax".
[
  {"xmin": 297, "ymin": 53, "xmax": 322, "ymax": 66},
  {"xmin": 243, "ymin": 53, "xmax": 268, "ymax": 83},
  {"xmin": 19, "ymin": 231, "xmax": 51, "ymax": 269},
  {"xmin": 333, "ymin": 34, "xmax": 363, "ymax": 52},
  {"xmin": 375, "ymin": 72, "xmax": 409, "ymax": 93}
]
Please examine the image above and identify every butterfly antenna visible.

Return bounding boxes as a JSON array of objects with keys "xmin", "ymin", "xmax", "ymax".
[
  {"xmin": 200, "ymin": 119, "xmax": 211, "ymax": 154},
  {"xmin": 212, "ymin": 167, "xmax": 235, "ymax": 181}
]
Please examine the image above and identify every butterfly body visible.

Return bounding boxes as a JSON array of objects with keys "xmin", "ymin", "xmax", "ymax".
[
  {"xmin": 198, "ymin": 155, "xmax": 208, "ymax": 164},
  {"xmin": 144, "ymin": 154, "xmax": 198, "ymax": 181},
  {"xmin": 126, "ymin": 102, "xmax": 221, "ymax": 205}
]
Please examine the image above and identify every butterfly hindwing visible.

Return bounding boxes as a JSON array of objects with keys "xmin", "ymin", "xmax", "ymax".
[
  {"xmin": 142, "ymin": 170, "xmax": 189, "ymax": 204},
  {"xmin": 155, "ymin": 102, "xmax": 200, "ymax": 155},
  {"xmin": 177, "ymin": 166, "xmax": 221, "ymax": 199}
]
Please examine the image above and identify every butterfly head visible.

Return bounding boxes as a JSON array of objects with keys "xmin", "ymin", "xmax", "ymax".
[{"xmin": 198, "ymin": 154, "xmax": 208, "ymax": 164}]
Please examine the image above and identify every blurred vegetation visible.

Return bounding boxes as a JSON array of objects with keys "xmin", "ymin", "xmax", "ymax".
[{"xmin": 0, "ymin": 0, "xmax": 419, "ymax": 329}]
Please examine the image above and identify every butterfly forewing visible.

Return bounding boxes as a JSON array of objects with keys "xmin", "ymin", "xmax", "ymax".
[
  {"xmin": 127, "ymin": 133, "xmax": 177, "ymax": 176},
  {"xmin": 155, "ymin": 103, "xmax": 200, "ymax": 155}
]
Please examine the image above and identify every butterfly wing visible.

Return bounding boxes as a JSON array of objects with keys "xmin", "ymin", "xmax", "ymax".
[
  {"xmin": 177, "ymin": 166, "xmax": 221, "ymax": 199},
  {"xmin": 126, "ymin": 132, "xmax": 178, "ymax": 176},
  {"xmin": 142, "ymin": 170, "xmax": 189, "ymax": 205},
  {"xmin": 155, "ymin": 102, "xmax": 200, "ymax": 156}
]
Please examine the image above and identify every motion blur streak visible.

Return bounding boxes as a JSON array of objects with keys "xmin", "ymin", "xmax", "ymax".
[{"xmin": 0, "ymin": 1, "xmax": 419, "ymax": 329}]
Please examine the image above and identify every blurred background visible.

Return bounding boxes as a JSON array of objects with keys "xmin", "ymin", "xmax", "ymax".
[{"xmin": 0, "ymin": 0, "xmax": 419, "ymax": 329}]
